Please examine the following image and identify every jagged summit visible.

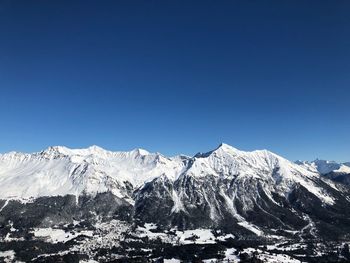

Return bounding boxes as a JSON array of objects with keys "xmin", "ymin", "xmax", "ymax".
[
  {"xmin": 216, "ymin": 142, "xmax": 240, "ymax": 152},
  {"xmin": 130, "ymin": 148, "xmax": 150, "ymax": 156},
  {"xmin": 194, "ymin": 143, "xmax": 241, "ymax": 158}
]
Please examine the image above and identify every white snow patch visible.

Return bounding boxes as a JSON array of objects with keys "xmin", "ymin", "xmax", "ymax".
[
  {"xmin": 225, "ymin": 248, "xmax": 240, "ymax": 261},
  {"xmin": 164, "ymin": 259, "xmax": 181, "ymax": 263},
  {"xmin": 177, "ymin": 229, "xmax": 216, "ymax": 244},
  {"xmin": 33, "ymin": 228, "xmax": 93, "ymax": 243},
  {"xmin": 243, "ymin": 248, "xmax": 302, "ymax": 263},
  {"xmin": 216, "ymin": 233, "xmax": 235, "ymax": 241},
  {"xmin": 0, "ymin": 250, "xmax": 15, "ymax": 262},
  {"xmin": 171, "ymin": 190, "xmax": 185, "ymax": 213},
  {"xmin": 238, "ymin": 221, "xmax": 263, "ymax": 236}
]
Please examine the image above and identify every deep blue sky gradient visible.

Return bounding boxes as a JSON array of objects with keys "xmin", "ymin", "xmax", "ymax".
[{"xmin": 0, "ymin": 1, "xmax": 349, "ymax": 161}]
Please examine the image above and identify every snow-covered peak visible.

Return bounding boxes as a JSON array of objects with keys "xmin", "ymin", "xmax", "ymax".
[
  {"xmin": 40, "ymin": 146, "xmax": 72, "ymax": 157},
  {"xmin": 189, "ymin": 144, "xmax": 291, "ymax": 178},
  {"xmin": 215, "ymin": 143, "xmax": 241, "ymax": 153},
  {"xmin": 130, "ymin": 148, "xmax": 150, "ymax": 156},
  {"xmin": 190, "ymin": 145, "xmax": 298, "ymax": 180},
  {"xmin": 183, "ymin": 144, "xmax": 336, "ymax": 204}
]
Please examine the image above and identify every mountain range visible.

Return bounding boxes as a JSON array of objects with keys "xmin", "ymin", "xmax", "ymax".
[{"xmin": 0, "ymin": 144, "xmax": 350, "ymax": 262}]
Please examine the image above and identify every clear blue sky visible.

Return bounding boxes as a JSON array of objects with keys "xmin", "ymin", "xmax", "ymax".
[{"xmin": 0, "ymin": 1, "xmax": 349, "ymax": 161}]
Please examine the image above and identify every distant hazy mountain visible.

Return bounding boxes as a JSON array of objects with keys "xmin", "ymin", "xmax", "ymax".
[{"xmin": 296, "ymin": 159, "xmax": 350, "ymax": 185}]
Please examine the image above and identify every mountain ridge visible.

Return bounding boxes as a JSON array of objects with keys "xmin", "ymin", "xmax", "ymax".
[{"xmin": 0, "ymin": 143, "xmax": 339, "ymax": 205}]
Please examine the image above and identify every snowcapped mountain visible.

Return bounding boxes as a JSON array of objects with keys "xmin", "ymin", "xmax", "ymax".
[
  {"xmin": 0, "ymin": 143, "xmax": 335, "ymax": 204},
  {"xmin": 1, "ymin": 143, "xmax": 347, "ymax": 234},
  {"xmin": 0, "ymin": 145, "xmax": 187, "ymax": 200},
  {"xmin": 134, "ymin": 143, "xmax": 346, "ymax": 235},
  {"xmin": 2, "ymin": 144, "xmax": 350, "ymax": 262},
  {"xmin": 184, "ymin": 144, "xmax": 334, "ymax": 203}
]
